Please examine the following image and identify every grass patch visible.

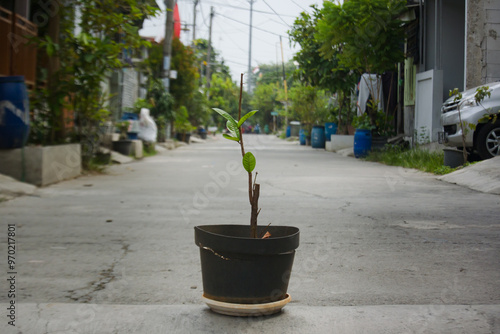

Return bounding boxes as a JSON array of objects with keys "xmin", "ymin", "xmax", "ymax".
[
  {"xmin": 365, "ymin": 145, "xmax": 453, "ymax": 174},
  {"xmin": 143, "ymin": 143, "xmax": 157, "ymax": 157}
]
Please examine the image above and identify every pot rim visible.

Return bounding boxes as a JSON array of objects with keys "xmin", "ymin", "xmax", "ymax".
[{"xmin": 195, "ymin": 224, "xmax": 300, "ymax": 255}]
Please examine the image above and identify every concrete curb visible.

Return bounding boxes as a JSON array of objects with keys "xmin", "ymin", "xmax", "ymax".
[
  {"xmin": 0, "ymin": 174, "xmax": 37, "ymax": 200},
  {"xmin": 439, "ymin": 156, "xmax": 500, "ymax": 194},
  {"xmin": 6, "ymin": 303, "xmax": 499, "ymax": 334}
]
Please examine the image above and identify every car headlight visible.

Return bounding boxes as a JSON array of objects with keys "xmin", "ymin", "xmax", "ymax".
[{"xmin": 459, "ymin": 97, "xmax": 476, "ymax": 109}]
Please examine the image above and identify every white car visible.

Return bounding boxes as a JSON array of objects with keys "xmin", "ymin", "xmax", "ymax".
[{"xmin": 441, "ymin": 82, "xmax": 500, "ymax": 159}]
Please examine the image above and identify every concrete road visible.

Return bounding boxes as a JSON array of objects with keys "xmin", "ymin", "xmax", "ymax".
[{"xmin": 1, "ymin": 134, "xmax": 499, "ymax": 333}]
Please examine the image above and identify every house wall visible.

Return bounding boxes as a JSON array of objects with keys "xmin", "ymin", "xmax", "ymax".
[
  {"xmin": 122, "ymin": 67, "xmax": 139, "ymax": 110},
  {"xmin": 424, "ymin": 0, "xmax": 466, "ymax": 101},
  {"xmin": 467, "ymin": 0, "xmax": 500, "ymax": 88}
]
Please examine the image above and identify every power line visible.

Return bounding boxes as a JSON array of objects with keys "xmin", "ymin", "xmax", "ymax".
[
  {"xmin": 262, "ymin": 0, "xmax": 290, "ymax": 27},
  {"xmin": 184, "ymin": 0, "xmax": 297, "ymax": 17},
  {"xmin": 291, "ymin": 0, "xmax": 307, "ymax": 12},
  {"xmin": 216, "ymin": 12, "xmax": 289, "ymax": 38}
]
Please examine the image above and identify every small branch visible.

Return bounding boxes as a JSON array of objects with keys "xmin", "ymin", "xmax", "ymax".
[
  {"xmin": 250, "ymin": 183, "xmax": 260, "ymax": 238},
  {"xmin": 258, "ymin": 222, "xmax": 271, "ymax": 238}
]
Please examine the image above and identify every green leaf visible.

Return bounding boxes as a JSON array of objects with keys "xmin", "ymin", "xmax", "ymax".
[
  {"xmin": 242, "ymin": 152, "xmax": 256, "ymax": 173},
  {"xmin": 213, "ymin": 108, "xmax": 237, "ymax": 127},
  {"xmin": 226, "ymin": 120, "xmax": 240, "ymax": 139},
  {"xmin": 237, "ymin": 110, "xmax": 258, "ymax": 127},
  {"xmin": 223, "ymin": 134, "xmax": 240, "ymax": 142}
]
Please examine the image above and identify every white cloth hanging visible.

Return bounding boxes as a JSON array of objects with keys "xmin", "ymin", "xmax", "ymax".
[
  {"xmin": 357, "ymin": 74, "xmax": 384, "ymax": 116},
  {"xmin": 138, "ymin": 108, "xmax": 157, "ymax": 142}
]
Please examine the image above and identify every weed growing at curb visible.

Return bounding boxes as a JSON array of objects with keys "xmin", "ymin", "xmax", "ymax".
[{"xmin": 365, "ymin": 145, "xmax": 454, "ymax": 175}]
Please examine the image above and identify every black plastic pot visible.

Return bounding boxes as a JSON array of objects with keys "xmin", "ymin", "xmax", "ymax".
[
  {"xmin": 194, "ymin": 225, "xmax": 300, "ymax": 304},
  {"xmin": 112, "ymin": 140, "xmax": 133, "ymax": 156},
  {"xmin": 371, "ymin": 135, "xmax": 388, "ymax": 151}
]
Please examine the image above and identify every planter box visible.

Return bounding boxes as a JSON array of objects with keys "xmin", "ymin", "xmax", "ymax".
[
  {"xmin": 0, "ymin": 143, "xmax": 81, "ymax": 186},
  {"xmin": 443, "ymin": 148, "xmax": 467, "ymax": 168},
  {"xmin": 327, "ymin": 134, "xmax": 354, "ymax": 152}
]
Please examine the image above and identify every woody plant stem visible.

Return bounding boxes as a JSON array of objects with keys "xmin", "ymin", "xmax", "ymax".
[{"xmin": 237, "ymin": 74, "xmax": 260, "ymax": 238}]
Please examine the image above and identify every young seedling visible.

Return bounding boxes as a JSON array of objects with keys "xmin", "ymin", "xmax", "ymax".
[
  {"xmin": 450, "ymin": 86, "xmax": 492, "ymax": 164},
  {"xmin": 213, "ymin": 74, "xmax": 261, "ymax": 238}
]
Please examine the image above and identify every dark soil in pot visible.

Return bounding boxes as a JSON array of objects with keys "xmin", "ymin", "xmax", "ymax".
[{"xmin": 194, "ymin": 225, "xmax": 300, "ymax": 304}]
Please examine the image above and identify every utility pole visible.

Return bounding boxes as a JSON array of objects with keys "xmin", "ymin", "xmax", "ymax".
[
  {"xmin": 247, "ymin": 0, "xmax": 255, "ymax": 93},
  {"xmin": 280, "ymin": 36, "xmax": 288, "ymax": 127},
  {"xmin": 163, "ymin": 0, "xmax": 175, "ymax": 139},
  {"xmin": 206, "ymin": 6, "xmax": 214, "ymax": 98},
  {"xmin": 192, "ymin": 0, "xmax": 199, "ymax": 43},
  {"xmin": 163, "ymin": 0, "xmax": 175, "ymax": 93}
]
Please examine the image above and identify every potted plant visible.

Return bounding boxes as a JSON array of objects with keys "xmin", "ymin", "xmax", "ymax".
[
  {"xmin": 372, "ymin": 110, "xmax": 395, "ymax": 150},
  {"xmin": 194, "ymin": 75, "xmax": 300, "ymax": 316},
  {"xmin": 174, "ymin": 106, "xmax": 194, "ymax": 144},
  {"xmin": 112, "ymin": 120, "xmax": 133, "ymax": 156}
]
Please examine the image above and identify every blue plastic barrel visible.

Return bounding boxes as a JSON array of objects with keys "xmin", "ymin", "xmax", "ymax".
[
  {"xmin": 121, "ymin": 112, "xmax": 139, "ymax": 120},
  {"xmin": 324, "ymin": 122, "xmax": 338, "ymax": 141},
  {"xmin": 286, "ymin": 126, "xmax": 291, "ymax": 138},
  {"xmin": 353, "ymin": 129, "xmax": 372, "ymax": 158},
  {"xmin": 311, "ymin": 125, "xmax": 325, "ymax": 149},
  {"xmin": 0, "ymin": 76, "xmax": 30, "ymax": 149},
  {"xmin": 299, "ymin": 129, "xmax": 306, "ymax": 145}
]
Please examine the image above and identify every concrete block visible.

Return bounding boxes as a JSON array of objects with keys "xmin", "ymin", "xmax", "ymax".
[
  {"xmin": 110, "ymin": 151, "xmax": 134, "ymax": 164},
  {"xmin": 325, "ymin": 140, "xmax": 334, "ymax": 152},
  {"xmin": 330, "ymin": 135, "xmax": 354, "ymax": 152},
  {"xmin": 131, "ymin": 140, "xmax": 143, "ymax": 159},
  {"xmin": 0, "ymin": 144, "xmax": 81, "ymax": 186}
]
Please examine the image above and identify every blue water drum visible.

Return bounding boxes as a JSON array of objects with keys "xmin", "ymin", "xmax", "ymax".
[
  {"xmin": 353, "ymin": 129, "xmax": 372, "ymax": 158},
  {"xmin": 324, "ymin": 122, "xmax": 338, "ymax": 141},
  {"xmin": 0, "ymin": 76, "xmax": 30, "ymax": 149},
  {"xmin": 299, "ymin": 129, "xmax": 306, "ymax": 145},
  {"xmin": 311, "ymin": 125, "xmax": 325, "ymax": 149},
  {"xmin": 286, "ymin": 126, "xmax": 291, "ymax": 138}
]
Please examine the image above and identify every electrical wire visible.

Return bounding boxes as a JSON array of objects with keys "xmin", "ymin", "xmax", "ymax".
[
  {"xmin": 262, "ymin": 0, "xmax": 290, "ymax": 27},
  {"xmin": 291, "ymin": 0, "xmax": 307, "ymax": 12},
  {"xmin": 188, "ymin": 0, "xmax": 297, "ymax": 17},
  {"xmin": 216, "ymin": 12, "xmax": 289, "ymax": 38}
]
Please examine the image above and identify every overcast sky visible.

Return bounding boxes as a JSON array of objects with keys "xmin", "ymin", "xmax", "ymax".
[{"xmin": 139, "ymin": 0, "xmax": 325, "ymax": 83}]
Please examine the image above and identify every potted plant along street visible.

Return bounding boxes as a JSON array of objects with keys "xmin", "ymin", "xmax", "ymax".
[
  {"xmin": 112, "ymin": 120, "xmax": 133, "ymax": 156},
  {"xmin": 194, "ymin": 74, "xmax": 300, "ymax": 316}
]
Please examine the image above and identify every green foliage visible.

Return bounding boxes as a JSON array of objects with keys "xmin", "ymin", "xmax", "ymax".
[
  {"xmin": 352, "ymin": 113, "xmax": 375, "ymax": 130},
  {"xmin": 115, "ymin": 120, "xmax": 130, "ymax": 140},
  {"xmin": 288, "ymin": 5, "xmax": 358, "ymax": 134},
  {"xmin": 316, "ymin": 0, "xmax": 406, "ymax": 75},
  {"xmin": 175, "ymin": 106, "xmax": 195, "ymax": 133},
  {"xmin": 254, "ymin": 61, "xmax": 296, "ymax": 88},
  {"xmin": 365, "ymin": 145, "xmax": 449, "ymax": 174},
  {"xmin": 147, "ymin": 79, "xmax": 174, "ymax": 120},
  {"xmin": 450, "ymin": 84, "xmax": 495, "ymax": 164},
  {"xmin": 31, "ymin": 0, "xmax": 159, "ymax": 167},
  {"xmin": 374, "ymin": 111, "xmax": 395, "ymax": 137},
  {"xmin": 208, "ymin": 74, "xmax": 240, "ymax": 118},
  {"xmin": 171, "ymin": 38, "xmax": 199, "ymax": 110},
  {"xmin": 288, "ymin": 83, "xmax": 329, "ymax": 133},
  {"xmin": 250, "ymin": 82, "xmax": 281, "ymax": 127}
]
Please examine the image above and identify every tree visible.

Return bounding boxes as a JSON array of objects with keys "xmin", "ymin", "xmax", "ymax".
[
  {"xmin": 255, "ymin": 61, "xmax": 296, "ymax": 88},
  {"xmin": 32, "ymin": 0, "xmax": 159, "ymax": 165},
  {"xmin": 250, "ymin": 82, "xmax": 281, "ymax": 129},
  {"xmin": 316, "ymin": 0, "xmax": 406, "ymax": 75},
  {"xmin": 289, "ymin": 5, "xmax": 358, "ymax": 134},
  {"xmin": 288, "ymin": 83, "xmax": 329, "ymax": 135},
  {"xmin": 315, "ymin": 0, "xmax": 406, "ymax": 128},
  {"xmin": 170, "ymin": 38, "xmax": 199, "ymax": 110}
]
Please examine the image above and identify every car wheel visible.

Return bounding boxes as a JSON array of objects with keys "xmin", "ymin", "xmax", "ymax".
[{"xmin": 476, "ymin": 120, "xmax": 500, "ymax": 159}]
